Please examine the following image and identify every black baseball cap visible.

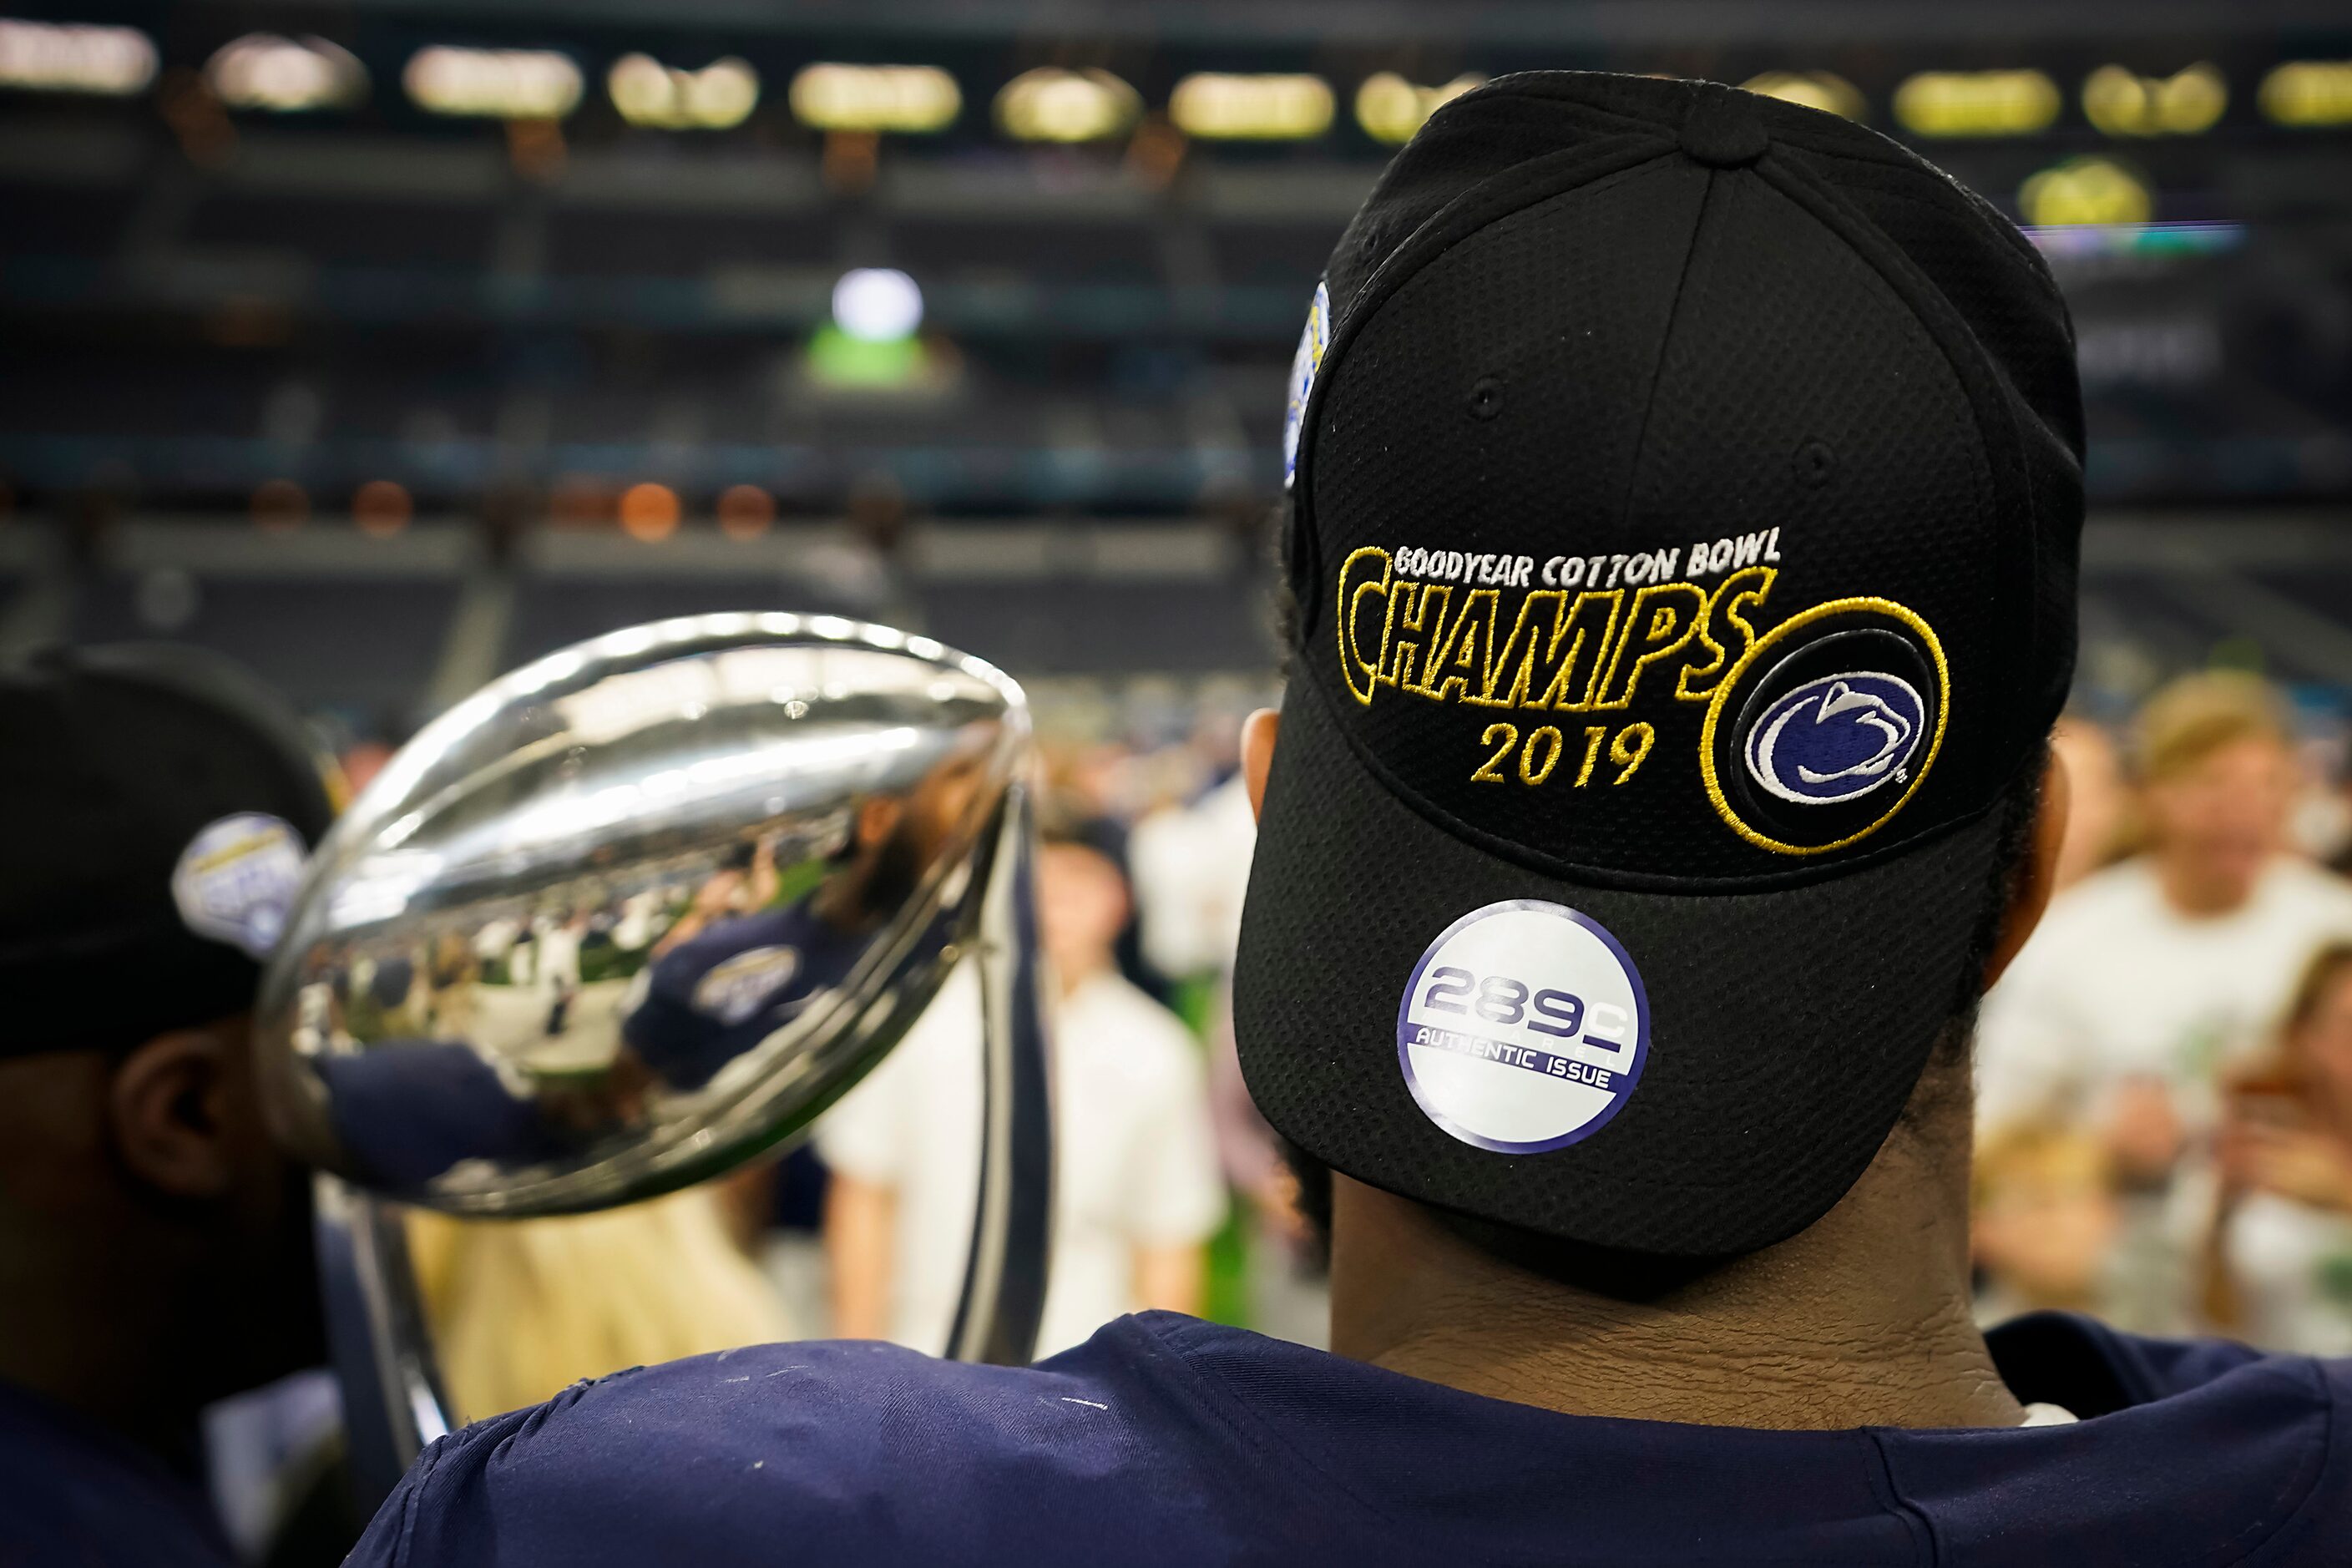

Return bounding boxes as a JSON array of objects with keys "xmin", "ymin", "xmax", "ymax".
[
  {"xmin": 1234, "ymin": 73, "xmax": 2082, "ymax": 1257},
  {"xmin": 0, "ymin": 645, "xmax": 341, "ymax": 1055}
]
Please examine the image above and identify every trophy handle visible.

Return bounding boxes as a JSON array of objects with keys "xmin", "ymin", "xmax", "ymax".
[
  {"xmin": 315, "ymin": 1176, "xmax": 450, "ymax": 1505},
  {"xmin": 318, "ymin": 778, "xmax": 1057, "ymax": 1508},
  {"xmin": 944, "ymin": 778, "xmax": 1055, "ymax": 1365}
]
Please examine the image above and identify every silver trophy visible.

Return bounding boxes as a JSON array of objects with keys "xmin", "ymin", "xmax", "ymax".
[{"xmin": 250, "ymin": 614, "xmax": 1053, "ymax": 1500}]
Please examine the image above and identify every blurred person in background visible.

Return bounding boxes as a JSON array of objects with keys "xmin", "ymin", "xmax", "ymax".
[
  {"xmin": 0, "ymin": 647, "xmax": 342, "ymax": 1566},
  {"xmin": 1978, "ymin": 670, "xmax": 2352, "ymax": 1330},
  {"xmin": 407, "ymin": 1186, "xmax": 796, "ymax": 1421},
  {"xmin": 820, "ymin": 821, "xmax": 1224, "ymax": 1358},
  {"xmin": 1129, "ymin": 767, "xmax": 1257, "ymax": 987},
  {"xmin": 2208, "ymin": 943, "xmax": 2352, "ymax": 1355},
  {"xmin": 1970, "ymin": 1121, "xmax": 2122, "ymax": 1324},
  {"xmin": 2047, "ymin": 715, "xmax": 2127, "ymax": 893},
  {"xmin": 1205, "ymin": 999, "xmax": 1331, "ymax": 1348},
  {"xmin": 337, "ymin": 739, "xmax": 397, "ymax": 801}
]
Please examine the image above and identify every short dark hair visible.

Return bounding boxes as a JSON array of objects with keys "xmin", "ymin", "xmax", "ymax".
[{"xmin": 1274, "ymin": 739, "xmax": 2048, "ymax": 1292}]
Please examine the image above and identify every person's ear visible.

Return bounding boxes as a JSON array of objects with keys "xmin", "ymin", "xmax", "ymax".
[
  {"xmin": 1242, "ymin": 707, "xmax": 1281, "ymax": 822},
  {"xmin": 1983, "ymin": 746, "xmax": 2072, "ymax": 989},
  {"xmin": 107, "ymin": 1021, "xmax": 241, "ymax": 1201}
]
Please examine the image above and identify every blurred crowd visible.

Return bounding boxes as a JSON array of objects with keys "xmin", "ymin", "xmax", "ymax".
[{"xmin": 1974, "ymin": 673, "xmax": 2352, "ymax": 1351}]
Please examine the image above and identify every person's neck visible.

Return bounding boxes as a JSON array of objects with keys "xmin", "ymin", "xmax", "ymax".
[
  {"xmin": 2152, "ymin": 851, "xmax": 2263, "ymax": 918},
  {"xmin": 1327, "ymin": 1136, "xmax": 2023, "ymax": 1431}
]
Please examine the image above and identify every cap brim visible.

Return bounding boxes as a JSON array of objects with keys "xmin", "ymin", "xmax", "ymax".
[{"xmin": 1232, "ymin": 674, "xmax": 2002, "ymax": 1257}]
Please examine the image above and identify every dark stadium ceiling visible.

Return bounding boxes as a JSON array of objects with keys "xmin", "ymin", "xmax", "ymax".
[
  {"xmin": 104, "ymin": 0, "xmax": 2352, "ymax": 46},
  {"xmin": 1, "ymin": 0, "xmax": 2348, "ymax": 525}
]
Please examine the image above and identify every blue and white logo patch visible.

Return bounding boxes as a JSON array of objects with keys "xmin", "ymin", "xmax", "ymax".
[
  {"xmin": 1282, "ymin": 281, "xmax": 1330, "ymax": 490},
  {"xmin": 171, "ymin": 812, "xmax": 306, "ymax": 959},
  {"xmin": 1396, "ymin": 900, "xmax": 1649, "ymax": 1154},
  {"xmin": 1743, "ymin": 670, "xmax": 1927, "ymax": 806}
]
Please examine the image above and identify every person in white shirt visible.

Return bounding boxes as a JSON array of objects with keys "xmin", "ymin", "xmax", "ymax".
[
  {"xmin": 817, "ymin": 826, "xmax": 1227, "ymax": 1358},
  {"xmin": 1978, "ymin": 672, "xmax": 2352, "ymax": 1328},
  {"xmin": 2212, "ymin": 941, "xmax": 2352, "ymax": 1354},
  {"xmin": 1128, "ymin": 772, "xmax": 1257, "ymax": 984},
  {"xmin": 2047, "ymin": 715, "xmax": 2127, "ymax": 893},
  {"xmin": 1981, "ymin": 674, "xmax": 2352, "ymax": 1148}
]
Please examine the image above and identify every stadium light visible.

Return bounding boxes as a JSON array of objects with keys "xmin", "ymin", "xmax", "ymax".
[
  {"xmin": 1355, "ymin": 73, "xmax": 1483, "ymax": 144},
  {"xmin": 353, "ymin": 480, "xmax": 412, "ymax": 538},
  {"xmin": 1893, "ymin": 70, "xmax": 2061, "ymax": 137},
  {"xmin": 1741, "ymin": 71, "xmax": 1866, "ymax": 121},
  {"xmin": 0, "ymin": 19, "xmax": 156, "ymax": 96},
  {"xmin": 251, "ymin": 478, "xmax": 310, "ymax": 531},
  {"xmin": 404, "ymin": 46, "xmax": 583, "ymax": 119},
  {"xmin": 2081, "ymin": 63, "xmax": 2226, "ymax": 137},
  {"xmin": 608, "ymin": 53, "xmax": 759, "ymax": 130},
  {"xmin": 832, "ymin": 268, "xmax": 923, "ymax": 343},
  {"xmin": 2261, "ymin": 61, "xmax": 2352, "ymax": 127},
  {"xmin": 789, "ymin": 63, "xmax": 959, "ymax": 134},
  {"xmin": 1170, "ymin": 73, "xmax": 1335, "ymax": 140},
  {"xmin": 206, "ymin": 34, "xmax": 367, "ymax": 113},
  {"xmin": 619, "ymin": 483, "xmax": 681, "ymax": 542},
  {"xmin": 2019, "ymin": 155, "xmax": 2152, "ymax": 227},
  {"xmin": 717, "ymin": 484, "xmax": 776, "ymax": 540},
  {"xmin": 995, "ymin": 66, "xmax": 1141, "ymax": 143}
]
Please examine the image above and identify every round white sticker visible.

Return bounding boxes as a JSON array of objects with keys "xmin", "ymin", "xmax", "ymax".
[{"xmin": 1395, "ymin": 899, "xmax": 1649, "ymax": 1153}]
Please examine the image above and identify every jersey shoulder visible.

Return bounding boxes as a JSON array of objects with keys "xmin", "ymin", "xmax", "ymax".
[{"xmin": 349, "ymin": 1324, "xmax": 1286, "ymax": 1568}]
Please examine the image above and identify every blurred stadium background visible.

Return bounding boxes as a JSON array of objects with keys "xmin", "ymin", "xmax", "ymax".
[{"xmin": 0, "ymin": 0, "xmax": 2348, "ymax": 758}]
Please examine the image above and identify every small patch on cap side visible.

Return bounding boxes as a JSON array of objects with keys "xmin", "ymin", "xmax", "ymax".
[
  {"xmin": 1282, "ymin": 281, "xmax": 1331, "ymax": 489},
  {"xmin": 1396, "ymin": 900, "xmax": 1649, "ymax": 1154},
  {"xmin": 171, "ymin": 812, "xmax": 306, "ymax": 960}
]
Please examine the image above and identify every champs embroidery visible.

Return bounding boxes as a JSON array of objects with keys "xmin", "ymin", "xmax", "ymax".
[{"xmin": 1334, "ymin": 544, "xmax": 1780, "ymax": 713}]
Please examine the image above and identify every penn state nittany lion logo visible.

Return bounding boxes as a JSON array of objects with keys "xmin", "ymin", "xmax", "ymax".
[{"xmin": 1743, "ymin": 671, "xmax": 1927, "ymax": 806}]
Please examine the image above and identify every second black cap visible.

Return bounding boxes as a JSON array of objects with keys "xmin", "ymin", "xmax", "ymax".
[{"xmin": 0, "ymin": 645, "xmax": 340, "ymax": 1055}]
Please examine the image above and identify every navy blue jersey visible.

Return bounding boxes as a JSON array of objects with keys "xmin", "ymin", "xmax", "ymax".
[
  {"xmin": 350, "ymin": 1311, "xmax": 2349, "ymax": 1566},
  {"xmin": 0, "ymin": 1379, "xmax": 236, "ymax": 1568}
]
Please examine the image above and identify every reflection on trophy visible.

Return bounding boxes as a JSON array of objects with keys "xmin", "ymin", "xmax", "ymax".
[{"xmin": 252, "ymin": 615, "xmax": 1053, "ymax": 1499}]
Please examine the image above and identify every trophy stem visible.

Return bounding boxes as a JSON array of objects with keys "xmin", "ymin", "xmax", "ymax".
[
  {"xmin": 943, "ymin": 781, "xmax": 1056, "ymax": 1366},
  {"xmin": 316, "ymin": 1176, "xmax": 453, "ymax": 1509}
]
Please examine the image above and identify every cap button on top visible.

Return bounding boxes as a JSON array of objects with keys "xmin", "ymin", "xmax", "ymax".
[{"xmin": 1678, "ymin": 86, "xmax": 1769, "ymax": 169}]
